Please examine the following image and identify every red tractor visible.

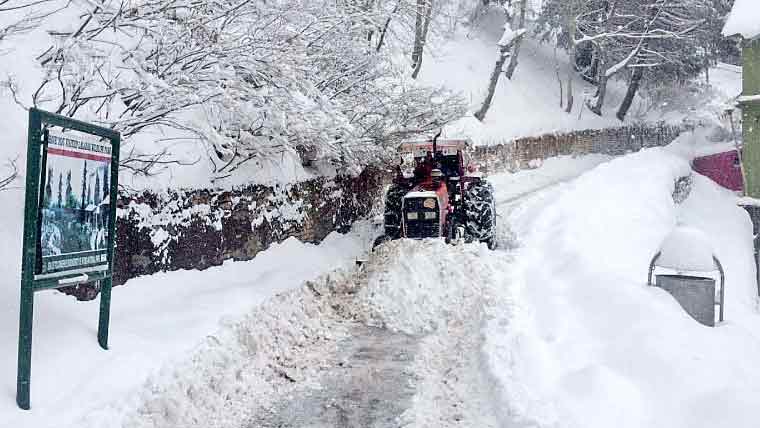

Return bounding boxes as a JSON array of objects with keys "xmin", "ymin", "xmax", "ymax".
[{"xmin": 373, "ymin": 134, "xmax": 496, "ymax": 249}]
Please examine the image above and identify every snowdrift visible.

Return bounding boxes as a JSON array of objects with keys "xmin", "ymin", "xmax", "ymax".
[
  {"xmin": 0, "ymin": 223, "xmax": 371, "ymax": 428},
  {"xmin": 359, "ymin": 238, "xmax": 510, "ymax": 335},
  {"xmin": 356, "ymin": 238, "xmax": 516, "ymax": 427},
  {"xmin": 485, "ymin": 147, "xmax": 760, "ymax": 428}
]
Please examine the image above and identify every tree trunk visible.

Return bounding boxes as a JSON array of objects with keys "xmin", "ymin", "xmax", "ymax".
[
  {"xmin": 590, "ymin": 74, "xmax": 607, "ymax": 116},
  {"xmin": 411, "ymin": 0, "xmax": 425, "ymax": 69},
  {"xmin": 376, "ymin": 1, "xmax": 400, "ymax": 53},
  {"xmin": 565, "ymin": 66, "xmax": 574, "ymax": 114},
  {"xmin": 411, "ymin": 0, "xmax": 433, "ymax": 79},
  {"xmin": 589, "ymin": 50, "xmax": 607, "ymax": 116},
  {"xmin": 504, "ymin": 0, "xmax": 526, "ymax": 79},
  {"xmin": 616, "ymin": 66, "xmax": 643, "ymax": 121},
  {"xmin": 474, "ymin": 43, "xmax": 510, "ymax": 121},
  {"xmin": 554, "ymin": 46, "xmax": 563, "ymax": 108}
]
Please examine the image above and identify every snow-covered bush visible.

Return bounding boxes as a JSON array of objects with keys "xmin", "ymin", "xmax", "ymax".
[{"xmin": 0, "ymin": 0, "xmax": 466, "ymax": 184}]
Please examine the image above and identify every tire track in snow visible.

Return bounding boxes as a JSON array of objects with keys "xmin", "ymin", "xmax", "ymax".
[
  {"xmin": 240, "ymin": 239, "xmax": 519, "ymax": 428},
  {"xmin": 250, "ymin": 325, "xmax": 418, "ymax": 428},
  {"xmin": 243, "ymin": 163, "xmax": 602, "ymax": 427}
]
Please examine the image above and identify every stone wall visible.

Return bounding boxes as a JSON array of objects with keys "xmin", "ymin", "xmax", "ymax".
[
  {"xmin": 61, "ymin": 167, "xmax": 386, "ymax": 300},
  {"xmin": 474, "ymin": 122, "xmax": 685, "ymax": 173},
  {"xmin": 61, "ymin": 122, "xmax": 686, "ymax": 300}
]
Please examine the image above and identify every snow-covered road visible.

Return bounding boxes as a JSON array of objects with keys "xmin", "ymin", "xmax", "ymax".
[
  {"xmin": 236, "ymin": 237, "xmax": 516, "ymax": 428},
  {"xmin": 236, "ymin": 158, "xmax": 608, "ymax": 428},
  {"xmin": 249, "ymin": 325, "xmax": 418, "ymax": 428},
  {"xmin": 241, "ymin": 145, "xmax": 760, "ymax": 428},
  {"xmin": 0, "ymin": 152, "xmax": 604, "ymax": 428},
  {"xmin": 8, "ymin": 146, "xmax": 760, "ymax": 428}
]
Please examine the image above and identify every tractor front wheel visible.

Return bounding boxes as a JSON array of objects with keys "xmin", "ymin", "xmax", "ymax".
[{"xmin": 464, "ymin": 180, "xmax": 496, "ymax": 249}]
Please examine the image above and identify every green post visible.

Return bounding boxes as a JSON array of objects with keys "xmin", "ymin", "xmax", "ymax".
[
  {"xmin": 738, "ymin": 38, "xmax": 760, "ymax": 299},
  {"xmin": 16, "ymin": 286, "xmax": 34, "ymax": 410},
  {"xmin": 741, "ymin": 39, "xmax": 760, "ymax": 198},
  {"xmin": 97, "ymin": 279, "xmax": 112, "ymax": 349},
  {"xmin": 98, "ymin": 132, "xmax": 118, "ymax": 349},
  {"xmin": 16, "ymin": 108, "xmax": 120, "ymax": 410},
  {"xmin": 17, "ymin": 110, "xmax": 43, "ymax": 410}
]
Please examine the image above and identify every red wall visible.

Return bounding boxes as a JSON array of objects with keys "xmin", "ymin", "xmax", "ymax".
[{"xmin": 692, "ymin": 150, "xmax": 744, "ymax": 192}]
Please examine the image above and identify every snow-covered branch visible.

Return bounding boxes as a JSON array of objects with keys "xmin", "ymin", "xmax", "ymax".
[{"xmin": 1, "ymin": 0, "xmax": 467, "ymax": 178}]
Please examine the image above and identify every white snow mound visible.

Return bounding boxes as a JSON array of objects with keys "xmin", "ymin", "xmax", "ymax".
[
  {"xmin": 359, "ymin": 238, "xmax": 504, "ymax": 335},
  {"xmin": 484, "ymin": 146, "xmax": 760, "ymax": 428},
  {"xmin": 656, "ymin": 226, "xmax": 716, "ymax": 272}
]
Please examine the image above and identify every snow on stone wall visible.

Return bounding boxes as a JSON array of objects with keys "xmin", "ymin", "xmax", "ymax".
[
  {"xmin": 474, "ymin": 122, "xmax": 685, "ymax": 174},
  {"xmin": 59, "ymin": 167, "xmax": 386, "ymax": 300},
  {"xmin": 58, "ymin": 122, "xmax": 684, "ymax": 300}
]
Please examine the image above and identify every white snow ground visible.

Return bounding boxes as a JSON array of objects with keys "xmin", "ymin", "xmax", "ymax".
[
  {"xmin": 0, "ymin": 203, "xmax": 375, "ymax": 428},
  {"xmin": 488, "ymin": 153, "xmax": 612, "ymax": 204},
  {"xmin": 485, "ymin": 146, "xmax": 760, "ymax": 428},
  {"xmin": 4, "ymin": 140, "xmax": 760, "ymax": 428},
  {"xmin": 0, "ymin": 154, "xmax": 604, "ymax": 428}
]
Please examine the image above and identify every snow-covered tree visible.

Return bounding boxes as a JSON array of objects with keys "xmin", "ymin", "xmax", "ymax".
[
  {"xmin": 474, "ymin": 19, "xmax": 526, "ymax": 121},
  {"xmin": 537, "ymin": 0, "xmax": 714, "ymax": 119},
  {"xmin": 2, "ymin": 0, "xmax": 466, "ymax": 180},
  {"xmin": 504, "ymin": 0, "xmax": 527, "ymax": 79}
]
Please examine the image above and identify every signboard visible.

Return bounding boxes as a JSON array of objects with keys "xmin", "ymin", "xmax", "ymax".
[
  {"xmin": 38, "ymin": 132, "xmax": 111, "ymax": 277},
  {"xmin": 16, "ymin": 108, "xmax": 120, "ymax": 410}
]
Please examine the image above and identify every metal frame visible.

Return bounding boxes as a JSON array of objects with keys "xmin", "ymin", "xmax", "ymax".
[
  {"xmin": 16, "ymin": 108, "xmax": 120, "ymax": 410},
  {"xmin": 647, "ymin": 252, "xmax": 726, "ymax": 324}
]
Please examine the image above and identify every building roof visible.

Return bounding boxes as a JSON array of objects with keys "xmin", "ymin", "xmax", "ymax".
[{"xmin": 723, "ymin": 0, "xmax": 760, "ymax": 39}]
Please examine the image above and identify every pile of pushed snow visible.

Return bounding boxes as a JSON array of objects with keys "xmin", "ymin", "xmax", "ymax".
[
  {"xmin": 81, "ymin": 270, "xmax": 358, "ymax": 428},
  {"xmin": 484, "ymin": 146, "xmax": 760, "ymax": 428},
  {"xmin": 357, "ymin": 239, "xmax": 504, "ymax": 335},
  {"xmin": 83, "ymin": 238, "xmax": 515, "ymax": 428},
  {"xmin": 526, "ymin": 147, "xmax": 692, "ymax": 279},
  {"xmin": 356, "ymin": 238, "xmax": 515, "ymax": 427},
  {"xmin": 0, "ymin": 211, "xmax": 372, "ymax": 428}
]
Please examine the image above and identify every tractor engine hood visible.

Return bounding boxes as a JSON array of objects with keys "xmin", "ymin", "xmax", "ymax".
[{"xmin": 402, "ymin": 185, "xmax": 449, "ymax": 239}]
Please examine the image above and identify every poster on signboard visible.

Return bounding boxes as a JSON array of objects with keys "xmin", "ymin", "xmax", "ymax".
[{"xmin": 38, "ymin": 132, "xmax": 112, "ymax": 275}]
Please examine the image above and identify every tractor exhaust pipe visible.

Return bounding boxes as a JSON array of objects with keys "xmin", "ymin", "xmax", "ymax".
[{"xmin": 432, "ymin": 129, "xmax": 442, "ymax": 159}]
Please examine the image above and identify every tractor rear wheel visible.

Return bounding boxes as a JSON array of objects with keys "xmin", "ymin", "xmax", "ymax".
[
  {"xmin": 383, "ymin": 184, "xmax": 407, "ymax": 240},
  {"xmin": 464, "ymin": 180, "xmax": 496, "ymax": 249}
]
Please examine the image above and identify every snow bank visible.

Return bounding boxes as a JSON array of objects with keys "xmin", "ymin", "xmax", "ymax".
[
  {"xmin": 83, "ymin": 269, "xmax": 359, "ymax": 428},
  {"xmin": 723, "ymin": 0, "xmax": 760, "ymax": 39},
  {"xmin": 355, "ymin": 238, "xmax": 516, "ymax": 427},
  {"xmin": 358, "ymin": 239, "xmax": 505, "ymax": 335},
  {"xmin": 488, "ymin": 154, "xmax": 612, "ymax": 204},
  {"xmin": 656, "ymin": 226, "xmax": 716, "ymax": 272},
  {"xmin": 485, "ymin": 146, "xmax": 760, "ymax": 428},
  {"xmin": 0, "ymin": 212, "xmax": 373, "ymax": 428}
]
